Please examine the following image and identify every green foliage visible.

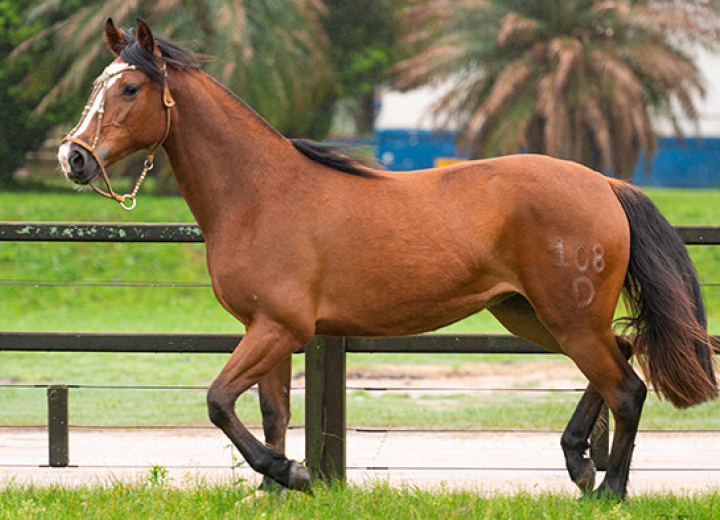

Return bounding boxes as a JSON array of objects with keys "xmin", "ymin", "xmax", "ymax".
[
  {"xmin": 0, "ymin": 484, "xmax": 717, "ymax": 519},
  {"xmin": 0, "ymin": 0, "xmax": 90, "ymax": 186},
  {"xmin": 14, "ymin": 0, "xmax": 334, "ymax": 138},
  {"xmin": 9, "ymin": 0, "xmax": 404, "ymax": 145},
  {"xmin": 0, "ymin": 1, "xmax": 49, "ymax": 186},
  {"xmin": 146, "ymin": 464, "xmax": 171, "ymax": 487},
  {"xmin": 321, "ymin": 0, "xmax": 402, "ymax": 134},
  {"xmin": 395, "ymin": 0, "xmax": 720, "ymax": 179}
]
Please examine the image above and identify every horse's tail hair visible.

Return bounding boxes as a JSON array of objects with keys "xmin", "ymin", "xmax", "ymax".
[{"xmin": 610, "ymin": 180, "xmax": 717, "ymax": 408}]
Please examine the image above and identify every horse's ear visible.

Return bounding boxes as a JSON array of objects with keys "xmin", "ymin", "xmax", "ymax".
[
  {"xmin": 104, "ymin": 18, "xmax": 126, "ymax": 57},
  {"xmin": 136, "ymin": 18, "xmax": 161, "ymax": 57}
]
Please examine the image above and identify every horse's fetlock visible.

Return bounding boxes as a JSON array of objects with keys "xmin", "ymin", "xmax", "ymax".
[
  {"xmin": 561, "ymin": 431, "xmax": 588, "ymax": 454},
  {"xmin": 252, "ymin": 452, "xmax": 292, "ymax": 486}
]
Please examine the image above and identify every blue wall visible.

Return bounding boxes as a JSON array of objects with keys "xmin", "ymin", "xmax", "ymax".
[
  {"xmin": 376, "ymin": 130, "xmax": 720, "ymax": 188},
  {"xmin": 633, "ymin": 137, "xmax": 720, "ymax": 188},
  {"xmin": 376, "ymin": 130, "xmax": 458, "ymax": 171}
]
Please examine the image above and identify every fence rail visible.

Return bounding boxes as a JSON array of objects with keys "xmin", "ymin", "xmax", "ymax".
[{"xmin": 1, "ymin": 222, "xmax": 718, "ymax": 482}]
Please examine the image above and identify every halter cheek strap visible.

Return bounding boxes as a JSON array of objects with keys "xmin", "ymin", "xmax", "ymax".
[{"xmin": 62, "ymin": 63, "xmax": 175, "ymax": 211}]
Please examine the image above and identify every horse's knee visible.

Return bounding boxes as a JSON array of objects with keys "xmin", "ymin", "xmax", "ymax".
[{"xmin": 207, "ymin": 383, "xmax": 233, "ymax": 428}]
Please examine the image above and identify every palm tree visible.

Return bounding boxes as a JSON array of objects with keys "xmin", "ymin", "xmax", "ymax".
[
  {"xmin": 16, "ymin": 0, "xmax": 332, "ymax": 138},
  {"xmin": 394, "ymin": 0, "xmax": 720, "ymax": 180}
]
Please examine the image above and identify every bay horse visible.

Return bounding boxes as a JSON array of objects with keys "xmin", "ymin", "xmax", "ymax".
[{"xmin": 57, "ymin": 19, "xmax": 717, "ymax": 499}]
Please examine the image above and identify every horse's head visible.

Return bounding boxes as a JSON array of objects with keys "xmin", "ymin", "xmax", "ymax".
[{"xmin": 58, "ymin": 18, "xmax": 175, "ymax": 208}]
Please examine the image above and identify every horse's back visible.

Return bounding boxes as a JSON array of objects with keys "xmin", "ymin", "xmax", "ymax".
[{"xmin": 314, "ymin": 154, "xmax": 630, "ymax": 337}]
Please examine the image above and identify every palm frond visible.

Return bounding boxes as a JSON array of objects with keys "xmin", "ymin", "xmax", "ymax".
[
  {"xmin": 397, "ymin": 0, "xmax": 720, "ymax": 179},
  {"xmin": 16, "ymin": 0, "xmax": 334, "ymax": 137}
]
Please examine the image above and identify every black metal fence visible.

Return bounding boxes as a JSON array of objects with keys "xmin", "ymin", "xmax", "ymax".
[{"xmin": 1, "ymin": 222, "xmax": 718, "ymax": 482}]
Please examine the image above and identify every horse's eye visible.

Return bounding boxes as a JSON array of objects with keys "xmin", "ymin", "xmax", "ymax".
[{"xmin": 122, "ymin": 84, "xmax": 140, "ymax": 97}]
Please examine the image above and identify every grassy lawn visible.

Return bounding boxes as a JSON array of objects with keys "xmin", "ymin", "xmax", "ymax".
[
  {"xmin": 0, "ymin": 482, "xmax": 718, "ymax": 520},
  {"xmin": 3, "ymin": 365, "xmax": 719, "ymax": 430},
  {"xmin": 0, "ymin": 187, "xmax": 719, "ymax": 430}
]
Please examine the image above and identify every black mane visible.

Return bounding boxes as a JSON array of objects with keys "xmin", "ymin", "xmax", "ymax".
[
  {"xmin": 118, "ymin": 29, "xmax": 380, "ymax": 179},
  {"xmin": 290, "ymin": 139, "xmax": 381, "ymax": 178},
  {"xmin": 119, "ymin": 28, "xmax": 200, "ymax": 83}
]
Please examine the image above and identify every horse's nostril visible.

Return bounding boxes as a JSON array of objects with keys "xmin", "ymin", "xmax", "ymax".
[{"xmin": 69, "ymin": 150, "xmax": 85, "ymax": 173}]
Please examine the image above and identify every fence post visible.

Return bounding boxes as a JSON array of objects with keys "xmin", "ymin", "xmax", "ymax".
[
  {"xmin": 305, "ymin": 336, "xmax": 346, "ymax": 483},
  {"xmin": 590, "ymin": 404, "xmax": 609, "ymax": 471},
  {"xmin": 47, "ymin": 385, "xmax": 69, "ymax": 467}
]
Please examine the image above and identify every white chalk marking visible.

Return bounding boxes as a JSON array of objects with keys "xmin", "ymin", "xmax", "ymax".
[
  {"xmin": 551, "ymin": 240, "xmax": 569, "ymax": 267},
  {"xmin": 553, "ymin": 239, "xmax": 607, "ymax": 308},
  {"xmin": 574, "ymin": 245, "xmax": 589, "ymax": 272},
  {"xmin": 592, "ymin": 244, "xmax": 606, "ymax": 273},
  {"xmin": 572, "ymin": 277, "xmax": 595, "ymax": 308}
]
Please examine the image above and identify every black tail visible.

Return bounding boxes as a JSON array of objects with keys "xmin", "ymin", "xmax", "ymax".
[{"xmin": 611, "ymin": 180, "xmax": 717, "ymax": 408}]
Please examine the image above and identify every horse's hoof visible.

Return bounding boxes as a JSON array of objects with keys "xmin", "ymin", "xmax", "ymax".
[
  {"xmin": 588, "ymin": 483, "xmax": 624, "ymax": 502},
  {"xmin": 574, "ymin": 461, "xmax": 596, "ymax": 493},
  {"xmin": 259, "ymin": 476, "xmax": 286, "ymax": 493},
  {"xmin": 287, "ymin": 461, "xmax": 311, "ymax": 492}
]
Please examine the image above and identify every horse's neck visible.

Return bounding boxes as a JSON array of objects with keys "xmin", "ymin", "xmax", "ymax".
[{"xmin": 162, "ymin": 71, "xmax": 295, "ymax": 237}]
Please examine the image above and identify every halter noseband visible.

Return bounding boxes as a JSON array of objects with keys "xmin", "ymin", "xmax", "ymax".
[{"xmin": 63, "ymin": 63, "xmax": 175, "ymax": 211}]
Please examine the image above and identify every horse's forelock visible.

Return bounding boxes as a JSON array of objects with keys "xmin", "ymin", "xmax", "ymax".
[{"xmin": 117, "ymin": 28, "xmax": 199, "ymax": 84}]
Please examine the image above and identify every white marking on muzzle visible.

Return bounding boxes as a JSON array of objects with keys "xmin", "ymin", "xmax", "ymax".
[{"xmin": 58, "ymin": 142, "xmax": 72, "ymax": 177}]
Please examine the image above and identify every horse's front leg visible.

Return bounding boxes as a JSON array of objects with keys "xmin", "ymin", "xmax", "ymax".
[
  {"xmin": 258, "ymin": 356, "xmax": 293, "ymax": 491},
  {"xmin": 207, "ymin": 318, "xmax": 310, "ymax": 490}
]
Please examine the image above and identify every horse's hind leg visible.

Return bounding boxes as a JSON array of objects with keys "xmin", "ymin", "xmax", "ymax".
[
  {"xmin": 561, "ymin": 384, "xmax": 604, "ymax": 492},
  {"xmin": 489, "ymin": 295, "xmax": 599, "ymax": 491},
  {"xmin": 566, "ymin": 333, "xmax": 646, "ymax": 499},
  {"xmin": 490, "ymin": 296, "xmax": 644, "ymax": 498},
  {"xmin": 561, "ymin": 336, "xmax": 634, "ymax": 493},
  {"xmin": 207, "ymin": 318, "xmax": 310, "ymax": 491},
  {"xmin": 257, "ymin": 356, "xmax": 292, "ymax": 491}
]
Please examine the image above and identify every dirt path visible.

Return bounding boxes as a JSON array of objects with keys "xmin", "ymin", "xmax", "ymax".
[
  {"xmin": 1, "ymin": 359, "xmax": 718, "ymax": 494},
  {"xmin": 1, "ymin": 427, "xmax": 718, "ymax": 495},
  {"xmin": 337, "ymin": 357, "xmax": 587, "ymax": 392}
]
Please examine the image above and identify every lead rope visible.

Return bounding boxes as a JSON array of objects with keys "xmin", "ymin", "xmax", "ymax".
[{"xmin": 62, "ymin": 64, "xmax": 175, "ymax": 211}]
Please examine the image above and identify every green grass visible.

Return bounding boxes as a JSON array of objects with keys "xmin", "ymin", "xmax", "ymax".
[
  {"xmin": 0, "ymin": 188, "xmax": 719, "ymax": 430},
  {"xmin": 3, "ymin": 372, "xmax": 720, "ymax": 429},
  {"xmin": 0, "ymin": 482, "xmax": 718, "ymax": 519}
]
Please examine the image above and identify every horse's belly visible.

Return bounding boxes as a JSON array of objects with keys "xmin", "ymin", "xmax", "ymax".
[{"xmin": 314, "ymin": 278, "xmax": 517, "ymax": 337}]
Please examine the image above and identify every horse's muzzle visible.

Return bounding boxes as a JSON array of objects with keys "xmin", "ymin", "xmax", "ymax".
[{"xmin": 58, "ymin": 142, "xmax": 100, "ymax": 185}]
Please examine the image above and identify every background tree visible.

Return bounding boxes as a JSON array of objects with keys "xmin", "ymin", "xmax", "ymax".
[
  {"xmin": 394, "ymin": 0, "xmax": 720, "ymax": 180},
  {"xmin": 16, "ymin": 0, "xmax": 333, "ymax": 139},
  {"xmin": 320, "ymin": 0, "xmax": 402, "ymax": 136},
  {"xmin": 7, "ymin": 0, "xmax": 405, "ymax": 188},
  {"xmin": 0, "ymin": 0, "xmax": 86, "ymax": 187}
]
